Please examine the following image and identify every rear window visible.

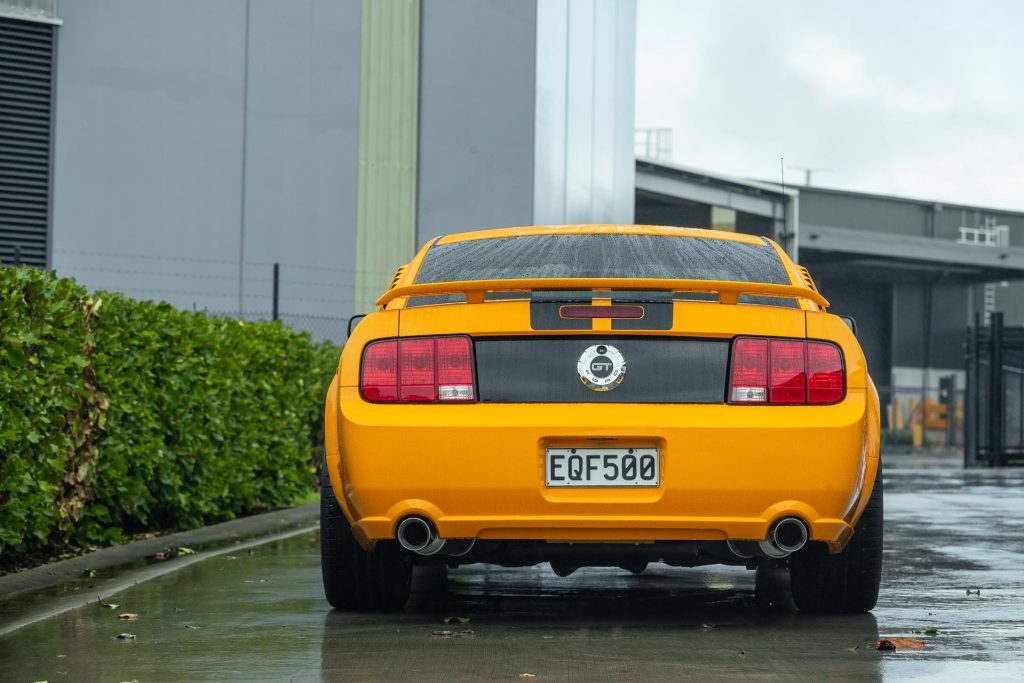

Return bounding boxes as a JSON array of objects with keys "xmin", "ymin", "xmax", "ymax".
[{"xmin": 414, "ymin": 234, "xmax": 790, "ymax": 285}]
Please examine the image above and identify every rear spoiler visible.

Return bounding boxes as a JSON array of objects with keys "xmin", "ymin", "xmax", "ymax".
[{"xmin": 376, "ymin": 278, "xmax": 829, "ymax": 309}]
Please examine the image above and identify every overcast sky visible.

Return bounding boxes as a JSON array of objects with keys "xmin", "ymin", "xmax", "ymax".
[{"xmin": 635, "ymin": 0, "xmax": 1024, "ymax": 210}]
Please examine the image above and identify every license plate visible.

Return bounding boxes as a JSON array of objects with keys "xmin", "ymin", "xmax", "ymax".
[{"xmin": 545, "ymin": 448, "xmax": 660, "ymax": 488}]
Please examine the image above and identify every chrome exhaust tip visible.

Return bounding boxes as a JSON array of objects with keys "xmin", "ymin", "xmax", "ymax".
[
  {"xmin": 727, "ymin": 540, "xmax": 755, "ymax": 559},
  {"xmin": 396, "ymin": 516, "xmax": 445, "ymax": 556},
  {"xmin": 441, "ymin": 538, "xmax": 476, "ymax": 557},
  {"xmin": 759, "ymin": 517, "xmax": 809, "ymax": 558}
]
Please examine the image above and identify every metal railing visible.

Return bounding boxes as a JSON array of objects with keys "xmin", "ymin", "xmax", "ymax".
[{"xmin": 965, "ymin": 311, "xmax": 1024, "ymax": 466}]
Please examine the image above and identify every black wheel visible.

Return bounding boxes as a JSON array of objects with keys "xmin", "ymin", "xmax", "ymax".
[
  {"xmin": 790, "ymin": 473, "xmax": 883, "ymax": 614},
  {"xmin": 321, "ymin": 464, "xmax": 412, "ymax": 610}
]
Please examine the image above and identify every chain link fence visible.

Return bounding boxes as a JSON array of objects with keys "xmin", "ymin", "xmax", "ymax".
[{"xmin": 208, "ymin": 311, "xmax": 348, "ymax": 347}]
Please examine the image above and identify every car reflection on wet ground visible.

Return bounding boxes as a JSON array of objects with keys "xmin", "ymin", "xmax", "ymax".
[{"xmin": 1, "ymin": 455, "xmax": 1022, "ymax": 682}]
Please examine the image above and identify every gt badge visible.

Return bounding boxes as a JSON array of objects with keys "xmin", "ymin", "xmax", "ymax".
[{"xmin": 577, "ymin": 344, "xmax": 626, "ymax": 392}]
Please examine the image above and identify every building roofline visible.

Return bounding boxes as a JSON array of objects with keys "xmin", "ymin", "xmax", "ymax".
[
  {"xmin": 637, "ymin": 156, "xmax": 1024, "ymax": 217},
  {"xmin": 636, "ymin": 157, "xmax": 798, "ymax": 200},
  {"xmin": 752, "ymin": 180, "xmax": 1024, "ymax": 219}
]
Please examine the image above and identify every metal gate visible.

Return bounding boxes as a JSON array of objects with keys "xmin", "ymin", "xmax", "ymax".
[{"xmin": 965, "ymin": 312, "xmax": 1024, "ymax": 466}]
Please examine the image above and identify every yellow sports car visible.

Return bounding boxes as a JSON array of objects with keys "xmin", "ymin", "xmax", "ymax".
[{"xmin": 322, "ymin": 225, "xmax": 881, "ymax": 613}]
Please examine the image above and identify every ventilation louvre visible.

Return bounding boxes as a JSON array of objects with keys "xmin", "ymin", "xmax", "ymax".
[
  {"xmin": 388, "ymin": 265, "xmax": 407, "ymax": 290},
  {"xmin": 796, "ymin": 265, "xmax": 818, "ymax": 293},
  {"xmin": 0, "ymin": 17, "xmax": 55, "ymax": 269}
]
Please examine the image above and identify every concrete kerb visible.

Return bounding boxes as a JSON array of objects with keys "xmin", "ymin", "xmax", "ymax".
[{"xmin": 0, "ymin": 503, "xmax": 319, "ymax": 635}]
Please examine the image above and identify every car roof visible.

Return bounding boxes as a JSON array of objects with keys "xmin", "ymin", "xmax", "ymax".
[{"xmin": 434, "ymin": 225, "xmax": 770, "ymax": 246}]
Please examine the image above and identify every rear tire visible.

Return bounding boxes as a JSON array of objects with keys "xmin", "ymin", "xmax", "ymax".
[
  {"xmin": 789, "ymin": 473, "xmax": 883, "ymax": 614},
  {"xmin": 321, "ymin": 464, "xmax": 412, "ymax": 610}
]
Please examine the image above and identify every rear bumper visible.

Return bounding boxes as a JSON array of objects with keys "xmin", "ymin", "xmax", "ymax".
[{"xmin": 326, "ymin": 384, "xmax": 879, "ymax": 551}]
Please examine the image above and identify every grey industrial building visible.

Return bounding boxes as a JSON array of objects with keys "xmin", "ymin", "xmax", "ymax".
[
  {"xmin": 3, "ymin": 0, "xmax": 1024, "ymax": 427},
  {"xmin": 1, "ymin": 0, "xmax": 636, "ymax": 320},
  {"xmin": 636, "ymin": 159, "xmax": 1024, "ymax": 421}
]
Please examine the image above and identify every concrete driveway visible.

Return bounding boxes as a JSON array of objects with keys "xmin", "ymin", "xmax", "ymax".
[{"xmin": 1, "ymin": 455, "xmax": 1022, "ymax": 682}]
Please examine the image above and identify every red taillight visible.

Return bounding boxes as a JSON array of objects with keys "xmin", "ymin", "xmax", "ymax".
[
  {"xmin": 730, "ymin": 338, "xmax": 768, "ymax": 403},
  {"xmin": 729, "ymin": 337, "xmax": 844, "ymax": 405},
  {"xmin": 769, "ymin": 339, "xmax": 806, "ymax": 403},
  {"xmin": 436, "ymin": 336, "xmax": 475, "ymax": 401},
  {"xmin": 807, "ymin": 342, "xmax": 844, "ymax": 404},
  {"xmin": 399, "ymin": 338, "xmax": 435, "ymax": 402},
  {"xmin": 361, "ymin": 340, "xmax": 398, "ymax": 401},
  {"xmin": 360, "ymin": 336, "xmax": 476, "ymax": 403}
]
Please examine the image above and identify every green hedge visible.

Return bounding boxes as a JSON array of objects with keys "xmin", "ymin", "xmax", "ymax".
[{"xmin": 0, "ymin": 266, "xmax": 339, "ymax": 558}]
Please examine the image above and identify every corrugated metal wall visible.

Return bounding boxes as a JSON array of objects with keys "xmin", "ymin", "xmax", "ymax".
[
  {"xmin": 801, "ymin": 188, "xmax": 1024, "ymax": 246},
  {"xmin": 0, "ymin": 16, "xmax": 55, "ymax": 268},
  {"xmin": 800, "ymin": 191, "xmax": 929, "ymax": 237},
  {"xmin": 533, "ymin": 0, "xmax": 635, "ymax": 225},
  {"xmin": 416, "ymin": 0, "xmax": 537, "ymax": 244},
  {"xmin": 354, "ymin": 0, "xmax": 420, "ymax": 314},
  {"xmin": 50, "ymin": 0, "xmax": 361, "ymax": 329}
]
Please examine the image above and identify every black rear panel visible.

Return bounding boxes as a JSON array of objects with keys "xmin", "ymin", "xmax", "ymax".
[{"xmin": 475, "ymin": 336, "xmax": 729, "ymax": 403}]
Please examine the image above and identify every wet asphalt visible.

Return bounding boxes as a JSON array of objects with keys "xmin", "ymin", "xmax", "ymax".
[{"xmin": 1, "ymin": 455, "xmax": 1023, "ymax": 682}]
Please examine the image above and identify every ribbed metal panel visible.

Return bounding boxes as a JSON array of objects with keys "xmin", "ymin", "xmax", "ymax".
[
  {"xmin": 354, "ymin": 0, "xmax": 420, "ymax": 313},
  {"xmin": 0, "ymin": 16, "xmax": 54, "ymax": 268}
]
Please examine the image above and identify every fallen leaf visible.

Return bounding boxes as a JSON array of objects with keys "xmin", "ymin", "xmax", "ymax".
[
  {"xmin": 702, "ymin": 623, "xmax": 716, "ymax": 631},
  {"xmin": 114, "ymin": 633, "xmax": 136, "ymax": 641},
  {"xmin": 226, "ymin": 556, "xmax": 239, "ymax": 561},
  {"xmin": 185, "ymin": 624, "xmax": 201, "ymax": 630},
  {"xmin": 177, "ymin": 547, "xmax": 196, "ymax": 556},
  {"xmin": 877, "ymin": 638, "xmax": 926, "ymax": 651},
  {"xmin": 845, "ymin": 646, "xmax": 859, "ymax": 652},
  {"xmin": 443, "ymin": 616, "xmax": 471, "ymax": 624},
  {"xmin": 82, "ymin": 568, "xmax": 96, "ymax": 578},
  {"xmin": 541, "ymin": 635, "xmax": 554, "ymax": 640},
  {"xmin": 102, "ymin": 603, "xmax": 119, "ymax": 610},
  {"xmin": 154, "ymin": 552, "xmax": 167, "ymax": 561},
  {"xmin": 118, "ymin": 613, "xmax": 139, "ymax": 621},
  {"xmin": 739, "ymin": 650, "xmax": 746, "ymax": 656},
  {"xmin": 519, "ymin": 675, "xmax": 537, "ymax": 679},
  {"xmin": 432, "ymin": 629, "xmax": 453, "ymax": 636}
]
